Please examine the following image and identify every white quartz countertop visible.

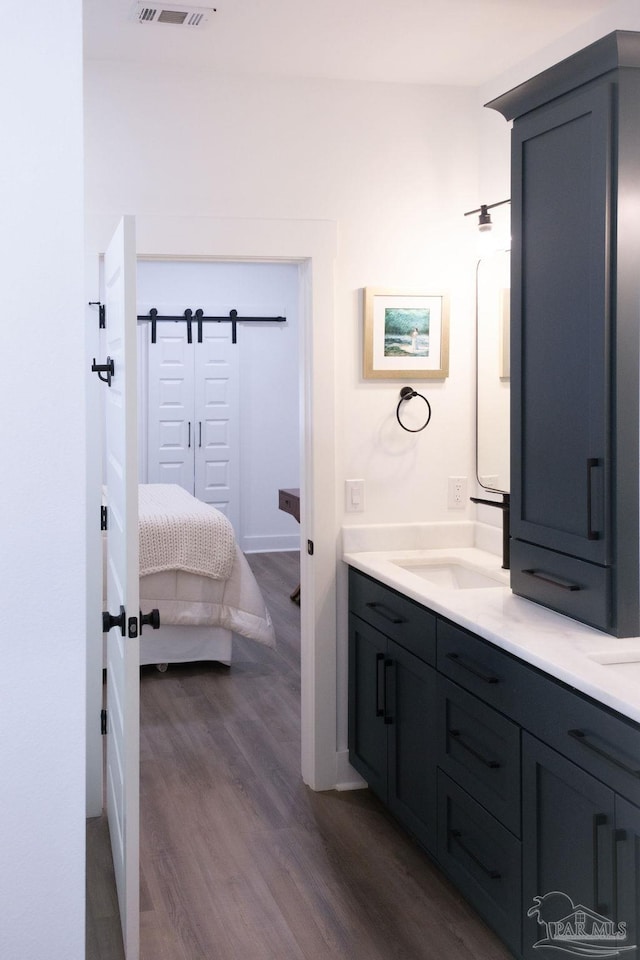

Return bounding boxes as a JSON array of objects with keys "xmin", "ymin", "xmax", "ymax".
[{"xmin": 343, "ymin": 541, "xmax": 640, "ymax": 726}]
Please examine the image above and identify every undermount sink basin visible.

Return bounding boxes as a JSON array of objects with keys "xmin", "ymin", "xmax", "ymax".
[
  {"xmin": 392, "ymin": 559, "xmax": 508, "ymax": 590},
  {"xmin": 585, "ymin": 649, "xmax": 640, "ymax": 682}
]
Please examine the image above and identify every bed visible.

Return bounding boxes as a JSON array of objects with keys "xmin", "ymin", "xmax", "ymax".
[{"xmin": 106, "ymin": 484, "xmax": 276, "ymax": 668}]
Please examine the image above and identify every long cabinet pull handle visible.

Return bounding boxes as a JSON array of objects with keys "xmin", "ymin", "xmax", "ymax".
[
  {"xmin": 365, "ymin": 601, "xmax": 406, "ymax": 625},
  {"xmin": 568, "ymin": 729, "xmax": 640, "ymax": 778},
  {"xmin": 375, "ymin": 653, "xmax": 385, "ymax": 717},
  {"xmin": 445, "ymin": 652, "xmax": 499, "ymax": 684},
  {"xmin": 449, "ymin": 729, "xmax": 500, "ymax": 769},
  {"xmin": 199, "ymin": 421, "xmax": 202, "ymax": 448},
  {"xmin": 522, "ymin": 569, "xmax": 581, "ymax": 592},
  {"xmin": 593, "ymin": 813, "xmax": 608, "ymax": 915},
  {"xmin": 587, "ymin": 457, "xmax": 601, "ymax": 541},
  {"xmin": 450, "ymin": 830, "xmax": 501, "ymax": 879},
  {"xmin": 188, "ymin": 421, "xmax": 191, "ymax": 449},
  {"xmin": 383, "ymin": 658, "xmax": 394, "ymax": 725},
  {"xmin": 613, "ymin": 828, "xmax": 627, "ymax": 921}
]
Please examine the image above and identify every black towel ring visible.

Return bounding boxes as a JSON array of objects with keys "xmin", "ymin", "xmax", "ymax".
[{"xmin": 396, "ymin": 386, "xmax": 432, "ymax": 433}]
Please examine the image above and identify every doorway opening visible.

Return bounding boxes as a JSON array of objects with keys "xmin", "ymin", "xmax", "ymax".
[{"xmin": 136, "ymin": 258, "xmax": 301, "ymax": 554}]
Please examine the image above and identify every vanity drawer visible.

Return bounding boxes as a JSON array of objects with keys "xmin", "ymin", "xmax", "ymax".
[
  {"xmin": 437, "ymin": 619, "xmax": 530, "ymax": 716},
  {"xmin": 511, "ymin": 539, "xmax": 611, "ymax": 632},
  {"xmin": 349, "ymin": 567, "xmax": 436, "ymax": 665},
  {"xmin": 438, "ymin": 676, "xmax": 521, "ymax": 836},
  {"xmin": 437, "ymin": 771, "xmax": 521, "ymax": 956},
  {"xmin": 522, "ymin": 672, "xmax": 640, "ymax": 807}
]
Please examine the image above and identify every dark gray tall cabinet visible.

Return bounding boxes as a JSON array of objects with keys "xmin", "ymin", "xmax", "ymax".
[{"xmin": 488, "ymin": 31, "xmax": 640, "ymax": 637}]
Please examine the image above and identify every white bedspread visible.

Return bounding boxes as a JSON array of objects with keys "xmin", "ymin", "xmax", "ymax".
[
  {"xmin": 138, "ymin": 483, "xmax": 235, "ymax": 580},
  {"xmin": 140, "ymin": 545, "xmax": 276, "ymax": 647}
]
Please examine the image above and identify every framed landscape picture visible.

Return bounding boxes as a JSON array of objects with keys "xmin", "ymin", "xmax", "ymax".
[{"xmin": 363, "ymin": 288, "xmax": 450, "ymax": 379}]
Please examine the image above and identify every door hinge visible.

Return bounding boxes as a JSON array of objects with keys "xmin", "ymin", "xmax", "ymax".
[
  {"xmin": 101, "ymin": 709, "xmax": 108, "ymax": 735},
  {"xmin": 89, "ymin": 301, "xmax": 106, "ymax": 328},
  {"xmin": 100, "ymin": 505, "xmax": 108, "ymax": 531}
]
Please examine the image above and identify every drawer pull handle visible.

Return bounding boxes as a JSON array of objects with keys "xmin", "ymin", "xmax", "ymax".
[
  {"xmin": 365, "ymin": 601, "xmax": 407, "ymax": 625},
  {"xmin": 568, "ymin": 729, "xmax": 640, "ymax": 778},
  {"xmin": 522, "ymin": 569, "xmax": 580, "ymax": 591},
  {"xmin": 450, "ymin": 830, "xmax": 501, "ymax": 879},
  {"xmin": 445, "ymin": 652, "xmax": 499, "ymax": 685},
  {"xmin": 449, "ymin": 729, "xmax": 501, "ymax": 769}
]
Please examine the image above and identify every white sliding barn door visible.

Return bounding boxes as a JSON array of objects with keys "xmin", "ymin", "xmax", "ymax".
[
  {"xmin": 194, "ymin": 324, "xmax": 240, "ymax": 531},
  {"xmin": 143, "ymin": 312, "xmax": 240, "ymax": 533},
  {"xmin": 103, "ymin": 216, "xmax": 140, "ymax": 960},
  {"xmin": 146, "ymin": 319, "xmax": 195, "ymax": 491}
]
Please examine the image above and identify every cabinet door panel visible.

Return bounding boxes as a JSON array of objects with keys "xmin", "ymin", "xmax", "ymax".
[
  {"xmin": 511, "ymin": 84, "xmax": 611, "ymax": 565},
  {"xmin": 387, "ymin": 641, "xmax": 437, "ymax": 856},
  {"xmin": 522, "ymin": 733, "xmax": 615, "ymax": 960},
  {"xmin": 615, "ymin": 796, "xmax": 640, "ymax": 954},
  {"xmin": 348, "ymin": 615, "xmax": 388, "ymax": 800}
]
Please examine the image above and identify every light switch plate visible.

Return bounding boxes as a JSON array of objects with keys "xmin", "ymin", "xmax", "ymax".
[{"xmin": 345, "ymin": 479, "xmax": 365, "ymax": 513}]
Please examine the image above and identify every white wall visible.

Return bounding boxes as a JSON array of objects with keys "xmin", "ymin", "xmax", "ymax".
[
  {"xmin": 85, "ymin": 65, "xmax": 482, "ymax": 531},
  {"xmin": 0, "ymin": 2, "xmax": 86, "ymax": 959},
  {"xmin": 136, "ymin": 259, "xmax": 301, "ymax": 551}
]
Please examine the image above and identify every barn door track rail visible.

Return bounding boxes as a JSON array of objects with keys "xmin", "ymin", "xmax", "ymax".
[{"xmin": 138, "ymin": 307, "xmax": 287, "ymax": 344}]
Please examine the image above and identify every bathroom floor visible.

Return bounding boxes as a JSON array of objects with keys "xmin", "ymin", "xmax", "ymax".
[{"xmin": 87, "ymin": 551, "xmax": 514, "ymax": 960}]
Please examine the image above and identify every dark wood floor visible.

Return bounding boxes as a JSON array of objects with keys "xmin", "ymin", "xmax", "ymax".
[{"xmin": 87, "ymin": 550, "xmax": 513, "ymax": 960}]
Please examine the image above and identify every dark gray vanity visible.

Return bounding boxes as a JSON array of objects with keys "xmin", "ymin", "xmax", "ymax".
[
  {"xmin": 488, "ymin": 31, "xmax": 640, "ymax": 637},
  {"xmin": 348, "ymin": 565, "xmax": 640, "ymax": 959}
]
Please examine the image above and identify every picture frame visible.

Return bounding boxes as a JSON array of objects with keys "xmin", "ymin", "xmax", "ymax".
[{"xmin": 363, "ymin": 288, "xmax": 450, "ymax": 380}]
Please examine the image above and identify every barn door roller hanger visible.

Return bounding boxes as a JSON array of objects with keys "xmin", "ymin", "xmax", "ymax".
[{"xmin": 138, "ymin": 307, "xmax": 287, "ymax": 345}]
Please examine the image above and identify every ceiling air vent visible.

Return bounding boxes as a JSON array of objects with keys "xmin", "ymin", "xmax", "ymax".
[{"xmin": 131, "ymin": 3, "xmax": 216, "ymax": 27}]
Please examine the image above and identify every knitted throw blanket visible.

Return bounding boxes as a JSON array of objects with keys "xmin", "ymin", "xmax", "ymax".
[{"xmin": 139, "ymin": 484, "xmax": 236, "ymax": 580}]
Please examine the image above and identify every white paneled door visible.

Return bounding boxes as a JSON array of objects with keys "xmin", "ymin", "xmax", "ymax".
[
  {"xmin": 146, "ymin": 318, "xmax": 196, "ymax": 490},
  {"xmin": 146, "ymin": 320, "xmax": 240, "ymax": 532},
  {"xmin": 194, "ymin": 324, "xmax": 240, "ymax": 531},
  {"xmin": 103, "ymin": 216, "xmax": 140, "ymax": 960}
]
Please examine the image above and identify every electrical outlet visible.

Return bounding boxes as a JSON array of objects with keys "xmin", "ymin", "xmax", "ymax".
[
  {"xmin": 448, "ymin": 476, "xmax": 468, "ymax": 509},
  {"xmin": 345, "ymin": 479, "xmax": 365, "ymax": 513}
]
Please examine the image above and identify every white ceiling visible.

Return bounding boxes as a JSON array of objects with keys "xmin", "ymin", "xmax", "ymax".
[{"xmin": 84, "ymin": 0, "xmax": 617, "ymax": 87}]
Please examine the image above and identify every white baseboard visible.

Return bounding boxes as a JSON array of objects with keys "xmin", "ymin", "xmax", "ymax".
[{"xmin": 335, "ymin": 749, "xmax": 367, "ymax": 791}]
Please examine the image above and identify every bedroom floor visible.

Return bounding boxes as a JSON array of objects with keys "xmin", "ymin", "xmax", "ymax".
[{"xmin": 87, "ymin": 550, "xmax": 513, "ymax": 960}]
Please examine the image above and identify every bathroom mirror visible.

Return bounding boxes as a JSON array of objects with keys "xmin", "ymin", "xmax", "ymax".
[{"xmin": 476, "ymin": 248, "xmax": 510, "ymax": 493}]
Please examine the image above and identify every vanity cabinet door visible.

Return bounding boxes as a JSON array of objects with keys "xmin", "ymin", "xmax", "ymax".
[
  {"xmin": 387, "ymin": 640, "xmax": 437, "ymax": 856},
  {"xmin": 614, "ymin": 796, "xmax": 640, "ymax": 953},
  {"xmin": 348, "ymin": 613, "xmax": 438, "ymax": 851},
  {"xmin": 522, "ymin": 732, "xmax": 616, "ymax": 960},
  {"xmin": 348, "ymin": 614, "xmax": 389, "ymax": 801},
  {"xmin": 511, "ymin": 83, "xmax": 611, "ymax": 569}
]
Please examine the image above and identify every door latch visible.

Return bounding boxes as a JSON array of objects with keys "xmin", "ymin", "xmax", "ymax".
[{"xmin": 91, "ymin": 357, "xmax": 115, "ymax": 387}]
